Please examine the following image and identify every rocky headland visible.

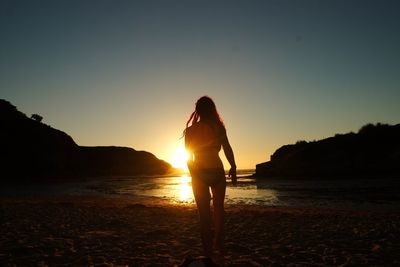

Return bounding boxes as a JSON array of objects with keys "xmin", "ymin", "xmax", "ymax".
[
  {"xmin": 255, "ymin": 123, "xmax": 400, "ymax": 178},
  {"xmin": 0, "ymin": 99, "xmax": 172, "ymax": 181}
]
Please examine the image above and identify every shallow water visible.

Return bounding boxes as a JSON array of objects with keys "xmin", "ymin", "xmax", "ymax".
[{"xmin": 2, "ymin": 170, "xmax": 400, "ymax": 211}]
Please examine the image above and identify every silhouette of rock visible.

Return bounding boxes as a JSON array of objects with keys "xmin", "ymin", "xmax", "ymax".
[
  {"xmin": 74, "ymin": 146, "xmax": 171, "ymax": 177},
  {"xmin": 0, "ymin": 99, "xmax": 172, "ymax": 181},
  {"xmin": 255, "ymin": 123, "xmax": 400, "ymax": 178}
]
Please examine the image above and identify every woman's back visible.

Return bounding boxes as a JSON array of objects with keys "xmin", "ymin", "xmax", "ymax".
[{"xmin": 186, "ymin": 121, "xmax": 224, "ymax": 169}]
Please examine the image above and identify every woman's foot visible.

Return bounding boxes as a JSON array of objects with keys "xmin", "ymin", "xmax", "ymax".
[{"xmin": 213, "ymin": 238, "xmax": 226, "ymax": 256}]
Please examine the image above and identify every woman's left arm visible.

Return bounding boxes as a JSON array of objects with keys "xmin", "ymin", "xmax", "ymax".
[{"xmin": 222, "ymin": 133, "xmax": 237, "ymax": 185}]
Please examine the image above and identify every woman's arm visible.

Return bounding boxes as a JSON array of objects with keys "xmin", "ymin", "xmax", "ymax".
[{"xmin": 222, "ymin": 134, "xmax": 237, "ymax": 185}]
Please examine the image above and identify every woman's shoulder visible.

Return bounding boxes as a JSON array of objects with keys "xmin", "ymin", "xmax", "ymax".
[
  {"xmin": 186, "ymin": 122, "xmax": 201, "ymax": 135},
  {"xmin": 188, "ymin": 121, "xmax": 206, "ymax": 130},
  {"xmin": 186, "ymin": 122, "xmax": 212, "ymax": 135},
  {"xmin": 187, "ymin": 122, "xmax": 198, "ymax": 131},
  {"xmin": 188, "ymin": 121, "xmax": 226, "ymax": 136}
]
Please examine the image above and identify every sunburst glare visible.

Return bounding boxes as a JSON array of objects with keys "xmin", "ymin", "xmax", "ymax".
[{"xmin": 170, "ymin": 146, "xmax": 189, "ymax": 172}]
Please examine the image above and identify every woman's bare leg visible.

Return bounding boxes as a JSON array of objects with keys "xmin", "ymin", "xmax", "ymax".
[
  {"xmin": 211, "ymin": 178, "xmax": 226, "ymax": 255},
  {"xmin": 191, "ymin": 178, "xmax": 213, "ymax": 257}
]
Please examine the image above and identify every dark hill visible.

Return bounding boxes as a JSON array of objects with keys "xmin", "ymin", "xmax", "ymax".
[
  {"xmin": 0, "ymin": 99, "xmax": 172, "ymax": 181},
  {"xmin": 255, "ymin": 123, "xmax": 400, "ymax": 178}
]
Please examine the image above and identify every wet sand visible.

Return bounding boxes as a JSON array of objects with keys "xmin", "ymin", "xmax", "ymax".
[{"xmin": 1, "ymin": 196, "xmax": 399, "ymax": 266}]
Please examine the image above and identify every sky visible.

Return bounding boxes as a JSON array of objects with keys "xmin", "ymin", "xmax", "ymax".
[{"xmin": 1, "ymin": 0, "xmax": 399, "ymax": 169}]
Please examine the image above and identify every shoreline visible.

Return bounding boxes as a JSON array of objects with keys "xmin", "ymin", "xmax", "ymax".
[{"xmin": 1, "ymin": 195, "xmax": 400, "ymax": 266}]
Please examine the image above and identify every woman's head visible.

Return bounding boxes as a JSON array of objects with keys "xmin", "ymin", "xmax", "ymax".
[
  {"xmin": 185, "ymin": 96, "xmax": 225, "ymax": 132},
  {"xmin": 195, "ymin": 96, "xmax": 218, "ymax": 120}
]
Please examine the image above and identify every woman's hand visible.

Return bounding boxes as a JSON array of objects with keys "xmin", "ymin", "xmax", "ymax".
[{"xmin": 229, "ymin": 167, "xmax": 237, "ymax": 186}]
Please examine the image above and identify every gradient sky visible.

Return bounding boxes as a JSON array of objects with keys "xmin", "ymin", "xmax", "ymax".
[{"xmin": 1, "ymin": 0, "xmax": 399, "ymax": 169}]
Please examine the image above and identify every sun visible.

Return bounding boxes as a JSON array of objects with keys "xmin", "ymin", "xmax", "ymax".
[{"xmin": 170, "ymin": 146, "xmax": 189, "ymax": 172}]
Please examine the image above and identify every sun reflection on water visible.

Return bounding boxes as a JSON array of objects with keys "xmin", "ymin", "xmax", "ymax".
[
  {"xmin": 118, "ymin": 171, "xmax": 279, "ymax": 206},
  {"xmin": 177, "ymin": 175, "xmax": 194, "ymax": 203}
]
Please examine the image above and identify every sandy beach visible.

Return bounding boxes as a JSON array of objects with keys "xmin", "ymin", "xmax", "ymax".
[{"xmin": 1, "ymin": 196, "xmax": 399, "ymax": 267}]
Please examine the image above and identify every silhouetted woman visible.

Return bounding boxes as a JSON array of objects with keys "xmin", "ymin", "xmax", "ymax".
[{"xmin": 184, "ymin": 96, "xmax": 237, "ymax": 258}]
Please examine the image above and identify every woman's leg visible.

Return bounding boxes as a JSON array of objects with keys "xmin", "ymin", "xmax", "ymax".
[
  {"xmin": 191, "ymin": 178, "xmax": 213, "ymax": 257},
  {"xmin": 211, "ymin": 178, "xmax": 226, "ymax": 254}
]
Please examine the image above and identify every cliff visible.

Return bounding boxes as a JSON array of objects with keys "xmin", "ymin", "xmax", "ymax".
[
  {"xmin": 255, "ymin": 123, "xmax": 400, "ymax": 178},
  {"xmin": 0, "ymin": 99, "xmax": 172, "ymax": 181}
]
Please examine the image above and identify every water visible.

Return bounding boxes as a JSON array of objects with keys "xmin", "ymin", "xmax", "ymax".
[{"xmin": 2, "ymin": 170, "xmax": 400, "ymax": 211}]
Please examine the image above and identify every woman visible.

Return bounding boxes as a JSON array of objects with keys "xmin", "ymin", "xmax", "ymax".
[{"xmin": 184, "ymin": 96, "xmax": 237, "ymax": 258}]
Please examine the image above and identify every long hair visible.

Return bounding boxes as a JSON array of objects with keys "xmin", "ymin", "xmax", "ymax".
[{"xmin": 183, "ymin": 96, "xmax": 225, "ymax": 137}]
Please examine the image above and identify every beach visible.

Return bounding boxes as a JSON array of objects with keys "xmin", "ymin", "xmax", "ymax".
[{"xmin": 1, "ymin": 196, "xmax": 399, "ymax": 267}]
